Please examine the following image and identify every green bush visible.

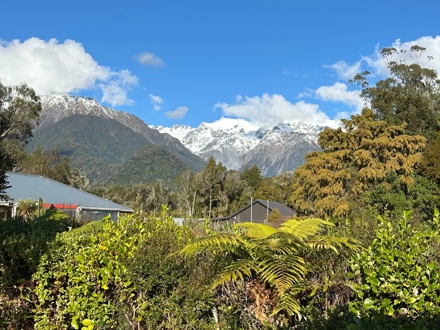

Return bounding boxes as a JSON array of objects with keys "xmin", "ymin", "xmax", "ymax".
[
  {"xmin": 349, "ymin": 210, "xmax": 440, "ymax": 321},
  {"xmin": 0, "ymin": 209, "xmax": 71, "ymax": 329},
  {"xmin": 32, "ymin": 207, "xmax": 217, "ymax": 329}
]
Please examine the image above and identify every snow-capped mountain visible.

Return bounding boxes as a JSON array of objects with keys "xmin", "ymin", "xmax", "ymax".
[
  {"xmin": 154, "ymin": 117, "xmax": 324, "ymax": 176},
  {"xmin": 38, "ymin": 95, "xmax": 206, "ymax": 172},
  {"xmin": 39, "ymin": 95, "xmax": 325, "ymax": 177}
]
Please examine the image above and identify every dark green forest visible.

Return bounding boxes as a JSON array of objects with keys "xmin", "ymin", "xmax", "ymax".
[{"xmin": 2, "ymin": 46, "xmax": 440, "ymax": 329}]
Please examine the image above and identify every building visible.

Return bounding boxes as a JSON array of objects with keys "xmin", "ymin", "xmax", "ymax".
[
  {"xmin": 1, "ymin": 172, "xmax": 133, "ymax": 221},
  {"xmin": 214, "ymin": 199, "xmax": 295, "ymax": 224}
]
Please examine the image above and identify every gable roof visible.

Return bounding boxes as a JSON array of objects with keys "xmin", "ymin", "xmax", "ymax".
[
  {"xmin": 215, "ymin": 199, "xmax": 294, "ymax": 222},
  {"xmin": 4, "ymin": 172, "xmax": 133, "ymax": 212}
]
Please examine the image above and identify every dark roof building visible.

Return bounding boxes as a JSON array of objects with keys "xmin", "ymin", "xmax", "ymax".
[
  {"xmin": 2, "ymin": 172, "xmax": 133, "ymax": 221},
  {"xmin": 214, "ymin": 199, "xmax": 295, "ymax": 224}
]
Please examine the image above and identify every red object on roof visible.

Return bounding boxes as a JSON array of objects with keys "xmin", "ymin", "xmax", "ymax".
[{"xmin": 42, "ymin": 204, "xmax": 78, "ymax": 209}]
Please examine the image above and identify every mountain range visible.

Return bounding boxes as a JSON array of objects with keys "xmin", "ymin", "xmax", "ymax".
[
  {"xmin": 30, "ymin": 94, "xmax": 324, "ymax": 185},
  {"xmin": 154, "ymin": 117, "xmax": 323, "ymax": 176}
]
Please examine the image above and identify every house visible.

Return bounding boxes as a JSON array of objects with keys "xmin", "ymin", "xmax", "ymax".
[
  {"xmin": 1, "ymin": 172, "xmax": 133, "ymax": 221},
  {"xmin": 214, "ymin": 199, "xmax": 295, "ymax": 224}
]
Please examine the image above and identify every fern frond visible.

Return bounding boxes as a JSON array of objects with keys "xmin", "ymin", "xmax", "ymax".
[
  {"xmin": 178, "ymin": 233, "xmax": 242, "ymax": 257},
  {"xmin": 280, "ymin": 218, "xmax": 334, "ymax": 241},
  {"xmin": 257, "ymin": 254, "xmax": 306, "ymax": 294},
  {"xmin": 235, "ymin": 222, "xmax": 277, "ymax": 239},
  {"xmin": 272, "ymin": 293, "xmax": 301, "ymax": 316},
  {"xmin": 212, "ymin": 258, "xmax": 257, "ymax": 289},
  {"xmin": 254, "ymin": 235, "xmax": 300, "ymax": 255},
  {"xmin": 306, "ymin": 236, "xmax": 361, "ymax": 252}
]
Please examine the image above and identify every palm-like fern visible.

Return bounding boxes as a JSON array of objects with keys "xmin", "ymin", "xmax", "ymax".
[{"xmin": 179, "ymin": 217, "xmax": 358, "ymax": 317}]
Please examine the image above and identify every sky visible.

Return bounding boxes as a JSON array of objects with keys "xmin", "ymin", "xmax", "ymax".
[{"xmin": 1, "ymin": 0, "xmax": 440, "ymax": 128}]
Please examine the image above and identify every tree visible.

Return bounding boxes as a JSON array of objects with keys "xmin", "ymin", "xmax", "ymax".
[
  {"xmin": 255, "ymin": 172, "xmax": 294, "ymax": 205},
  {"xmin": 290, "ymin": 109, "xmax": 426, "ymax": 218},
  {"xmin": 0, "ymin": 82, "xmax": 41, "ymax": 200},
  {"xmin": 197, "ymin": 156, "xmax": 227, "ymax": 218},
  {"xmin": 175, "ymin": 169, "xmax": 200, "ymax": 218},
  {"xmin": 240, "ymin": 164, "xmax": 263, "ymax": 191},
  {"xmin": 351, "ymin": 46, "xmax": 440, "ymax": 139},
  {"xmin": 16, "ymin": 147, "xmax": 72, "ymax": 184},
  {"xmin": 179, "ymin": 218, "xmax": 358, "ymax": 325},
  {"xmin": 16, "ymin": 198, "xmax": 37, "ymax": 220},
  {"xmin": 420, "ymin": 133, "xmax": 440, "ymax": 184}
]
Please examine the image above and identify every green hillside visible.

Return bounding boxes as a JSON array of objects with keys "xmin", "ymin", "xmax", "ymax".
[
  {"xmin": 27, "ymin": 114, "xmax": 202, "ymax": 184},
  {"xmin": 109, "ymin": 145, "xmax": 190, "ymax": 185}
]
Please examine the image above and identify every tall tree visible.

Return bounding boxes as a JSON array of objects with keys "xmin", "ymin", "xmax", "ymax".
[
  {"xmin": 197, "ymin": 156, "xmax": 226, "ymax": 218},
  {"xmin": 351, "ymin": 45, "xmax": 440, "ymax": 139},
  {"xmin": 0, "ymin": 82, "xmax": 41, "ymax": 200},
  {"xmin": 175, "ymin": 169, "xmax": 200, "ymax": 218},
  {"xmin": 240, "ymin": 164, "xmax": 263, "ymax": 191},
  {"xmin": 290, "ymin": 109, "xmax": 426, "ymax": 218}
]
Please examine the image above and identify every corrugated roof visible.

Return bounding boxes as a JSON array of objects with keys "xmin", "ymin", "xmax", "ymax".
[{"xmin": 5, "ymin": 172, "xmax": 133, "ymax": 212}]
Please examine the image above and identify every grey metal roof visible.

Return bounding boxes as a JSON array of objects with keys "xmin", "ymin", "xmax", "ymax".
[
  {"xmin": 5, "ymin": 172, "xmax": 133, "ymax": 212},
  {"xmin": 214, "ymin": 199, "xmax": 295, "ymax": 222}
]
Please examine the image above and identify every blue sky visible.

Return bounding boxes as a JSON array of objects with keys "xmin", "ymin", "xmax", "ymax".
[{"xmin": 1, "ymin": 0, "xmax": 440, "ymax": 128}]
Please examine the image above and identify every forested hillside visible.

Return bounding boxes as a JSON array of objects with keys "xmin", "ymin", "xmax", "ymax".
[{"xmin": 26, "ymin": 113, "xmax": 205, "ymax": 184}]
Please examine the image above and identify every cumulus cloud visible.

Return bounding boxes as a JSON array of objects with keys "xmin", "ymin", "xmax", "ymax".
[
  {"xmin": 0, "ymin": 37, "xmax": 138, "ymax": 106},
  {"xmin": 315, "ymin": 82, "xmax": 365, "ymax": 112},
  {"xmin": 137, "ymin": 52, "xmax": 164, "ymax": 67},
  {"xmin": 215, "ymin": 93, "xmax": 338, "ymax": 128},
  {"xmin": 327, "ymin": 36, "xmax": 440, "ymax": 81},
  {"xmin": 166, "ymin": 106, "xmax": 188, "ymax": 119},
  {"xmin": 149, "ymin": 93, "xmax": 163, "ymax": 111}
]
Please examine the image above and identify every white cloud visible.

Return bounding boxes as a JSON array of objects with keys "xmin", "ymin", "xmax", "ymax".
[
  {"xmin": 324, "ymin": 60, "xmax": 362, "ymax": 80},
  {"xmin": 327, "ymin": 36, "xmax": 440, "ymax": 81},
  {"xmin": 0, "ymin": 38, "xmax": 138, "ymax": 106},
  {"xmin": 137, "ymin": 52, "xmax": 164, "ymax": 67},
  {"xmin": 166, "ymin": 106, "xmax": 188, "ymax": 119},
  {"xmin": 215, "ymin": 93, "xmax": 338, "ymax": 128},
  {"xmin": 315, "ymin": 82, "xmax": 365, "ymax": 112},
  {"xmin": 149, "ymin": 93, "xmax": 163, "ymax": 111}
]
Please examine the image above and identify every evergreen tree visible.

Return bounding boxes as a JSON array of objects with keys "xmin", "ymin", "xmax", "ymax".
[
  {"xmin": 0, "ymin": 82, "xmax": 41, "ymax": 200},
  {"xmin": 240, "ymin": 164, "xmax": 263, "ymax": 190},
  {"xmin": 197, "ymin": 156, "xmax": 227, "ymax": 218},
  {"xmin": 290, "ymin": 109, "xmax": 426, "ymax": 218}
]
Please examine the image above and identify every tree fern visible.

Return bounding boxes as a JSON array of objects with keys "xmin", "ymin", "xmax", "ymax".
[{"xmin": 179, "ymin": 217, "xmax": 359, "ymax": 319}]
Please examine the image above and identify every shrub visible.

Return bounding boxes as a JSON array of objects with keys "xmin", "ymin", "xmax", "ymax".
[{"xmin": 349, "ymin": 210, "xmax": 440, "ymax": 321}]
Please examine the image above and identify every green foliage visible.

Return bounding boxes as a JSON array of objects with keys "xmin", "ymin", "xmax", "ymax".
[
  {"xmin": 0, "ymin": 211, "xmax": 69, "ymax": 289},
  {"xmin": 16, "ymin": 198, "xmax": 38, "ymax": 220},
  {"xmin": 255, "ymin": 172, "xmax": 294, "ymax": 206},
  {"xmin": 352, "ymin": 46, "xmax": 440, "ymax": 138},
  {"xmin": 17, "ymin": 146, "xmax": 73, "ymax": 184},
  {"xmin": 241, "ymin": 164, "xmax": 263, "ymax": 190},
  {"xmin": 0, "ymin": 81, "xmax": 41, "ymax": 199},
  {"xmin": 361, "ymin": 173, "xmax": 439, "ymax": 222},
  {"xmin": 33, "ymin": 207, "xmax": 216, "ymax": 329},
  {"xmin": 420, "ymin": 132, "xmax": 440, "ymax": 184},
  {"xmin": 179, "ymin": 218, "xmax": 359, "ymax": 327},
  {"xmin": 349, "ymin": 210, "xmax": 440, "ymax": 320},
  {"xmin": 0, "ymin": 210, "xmax": 71, "ymax": 329},
  {"xmin": 290, "ymin": 109, "xmax": 427, "ymax": 218},
  {"xmin": 28, "ymin": 113, "xmax": 205, "ymax": 185},
  {"xmin": 33, "ymin": 215, "xmax": 142, "ymax": 329}
]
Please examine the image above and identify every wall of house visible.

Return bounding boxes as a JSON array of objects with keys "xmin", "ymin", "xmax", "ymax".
[
  {"xmin": 78, "ymin": 209, "xmax": 119, "ymax": 221},
  {"xmin": 235, "ymin": 204, "xmax": 270, "ymax": 223}
]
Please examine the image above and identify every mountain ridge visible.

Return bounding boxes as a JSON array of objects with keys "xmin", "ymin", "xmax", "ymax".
[
  {"xmin": 153, "ymin": 117, "xmax": 324, "ymax": 176},
  {"xmin": 38, "ymin": 94, "xmax": 324, "ymax": 178}
]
